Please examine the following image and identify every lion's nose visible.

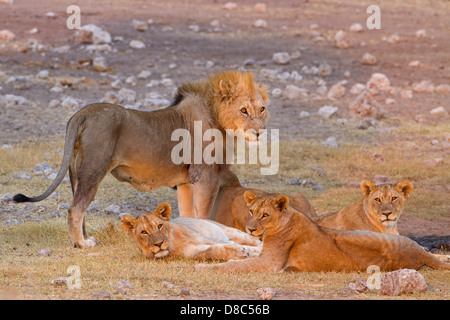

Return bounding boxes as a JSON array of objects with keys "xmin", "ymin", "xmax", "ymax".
[
  {"xmin": 382, "ymin": 211, "xmax": 393, "ymax": 217},
  {"xmin": 154, "ymin": 241, "xmax": 164, "ymax": 247},
  {"xmin": 247, "ymin": 228, "xmax": 256, "ymax": 234}
]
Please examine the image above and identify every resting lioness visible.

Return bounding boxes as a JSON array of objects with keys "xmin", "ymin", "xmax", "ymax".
[
  {"xmin": 195, "ymin": 192, "xmax": 449, "ymax": 272},
  {"xmin": 209, "ymin": 168, "xmax": 316, "ymax": 231},
  {"xmin": 13, "ymin": 70, "xmax": 269, "ymax": 248},
  {"xmin": 313, "ymin": 180, "xmax": 413, "ymax": 235},
  {"xmin": 121, "ymin": 202, "xmax": 261, "ymax": 261}
]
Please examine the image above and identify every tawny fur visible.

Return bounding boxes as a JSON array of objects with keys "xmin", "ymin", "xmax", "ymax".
[{"xmin": 195, "ymin": 192, "xmax": 449, "ymax": 273}]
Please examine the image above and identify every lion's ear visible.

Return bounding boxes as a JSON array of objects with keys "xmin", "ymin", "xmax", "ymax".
[
  {"xmin": 219, "ymin": 79, "xmax": 233, "ymax": 99},
  {"xmin": 121, "ymin": 215, "xmax": 137, "ymax": 234},
  {"xmin": 257, "ymin": 84, "xmax": 269, "ymax": 104},
  {"xmin": 272, "ymin": 195, "xmax": 289, "ymax": 213},
  {"xmin": 397, "ymin": 181, "xmax": 413, "ymax": 199},
  {"xmin": 155, "ymin": 202, "xmax": 172, "ymax": 220},
  {"xmin": 361, "ymin": 180, "xmax": 375, "ymax": 197},
  {"xmin": 244, "ymin": 191, "xmax": 258, "ymax": 206}
]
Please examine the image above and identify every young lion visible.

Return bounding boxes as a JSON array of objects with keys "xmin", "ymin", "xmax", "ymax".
[
  {"xmin": 121, "ymin": 202, "xmax": 261, "ymax": 261},
  {"xmin": 313, "ymin": 180, "xmax": 413, "ymax": 235},
  {"xmin": 13, "ymin": 70, "xmax": 269, "ymax": 248},
  {"xmin": 208, "ymin": 168, "xmax": 316, "ymax": 231},
  {"xmin": 195, "ymin": 192, "xmax": 450, "ymax": 273}
]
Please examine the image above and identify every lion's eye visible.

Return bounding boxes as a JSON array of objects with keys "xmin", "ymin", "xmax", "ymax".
[
  {"xmin": 158, "ymin": 224, "xmax": 163, "ymax": 230},
  {"xmin": 249, "ymin": 210, "xmax": 253, "ymax": 216},
  {"xmin": 391, "ymin": 197, "xmax": 398, "ymax": 202},
  {"xmin": 141, "ymin": 230, "xmax": 148, "ymax": 235},
  {"xmin": 262, "ymin": 213, "xmax": 269, "ymax": 218},
  {"xmin": 260, "ymin": 106, "xmax": 265, "ymax": 113},
  {"xmin": 240, "ymin": 108, "xmax": 248, "ymax": 114},
  {"xmin": 374, "ymin": 198, "xmax": 381, "ymax": 203}
]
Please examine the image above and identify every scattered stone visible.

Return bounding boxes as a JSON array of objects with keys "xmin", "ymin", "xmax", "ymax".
[
  {"xmin": 334, "ymin": 30, "xmax": 350, "ymax": 49},
  {"xmin": 380, "ymin": 269, "xmax": 428, "ymax": 296},
  {"xmin": 51, "ymin": 277, "xmax": 68, "ymax": 286},
  {"xmin": 435, "ymin": 84, "xmax": 450, "ymax": 94},
  {"xmin": 349, "ymin": 23, "xmax": 363, "ymax": 33},
  {"xmin": 52, "ymin": 45, "xmax": 71, "ymax": 54},
  {"xmin": 430, "ymin": 106, "xmax": 446, "ymax": 116},
  {"xmin": 85, "ymin": 44, "xmax": 112, "ymax": 53},
  {"xmin": 0, "ymin": 29, "xmax": 15, "ymax": 41},
  {"xmin": 322, "ymin": 137, "xmax": 338, "ymax": 148},
  {"xmin": 399, "ymin": 90, "xmax": 413, "ymax": 99},
  {"xmin": 180, "ymin": 288, "xmax": 190, "ymax": 296},
  {"xmin": 288, "ymin": 178, "xmax": 300, "ymax": 185},
  {"xmin": 383, "ymin": 34, "xmax": 400, "ymax": 44},
  {"xmin": 257, "ymin": 287, "xmax": 276, "ymax": 300},
  {"xmin": 271, "ymin": 88, "xmax": 282, "ymax": 98},
  {"xmin": 283, "ymin": 85, "xmax": 308, "ymax": 100},
  {"xmin": 337, "ymin": 118, "xmax": 348, "ymax": 127},
  {"xmin": 92, "ymin": 56, "xmax": 108, "ymax": 72},
  {"xmin": 413, "ymin": 80, "xmax": 434, "ymax": 93},
  {"xmin": 423, "ymin": 158, "xmax": 443, "ymax": 168},
  {"xmin": 223, "ymin": 2, "xmax": 237, "ymax": 10},
  {"xmin": 362, "ymin": 52, "xmax": 377, "ymax": 65},
  {"xmin": 0, "ymin": 193, "xmax": 13, "ymax": 202},
  {"xmin": 132, "ymin": 19, "xmax": 148, "ymax": 32},
  {"xmin": 137, "ymin": 70, "xmax": 152, "ymax": 79},
  {"xmin": 1, "ymin": 144, "xmax": 13, "ymax": 150},
  {"xmin": 385, "ymin": 98, "xmax": 396, "ymax": 105},
  {"xmin": 327, "ymin": 81, "xmax": 346, "ymax": 100},
  {"xmin": 36, "ymin": 70, "xmax": 50, "ymax": 79},
  {"xmin": 254, "ymin": 3, "xmax": 266, "ymax": 13},
  {"xmin": 13, "ymin": 172, "xmax": 32, "ymax": 180},
  {"xmin": 299, "ymin": 111, "xmax": 310, "ymax": 119},
  {"xmin": 310, "ymin": 167, "xmax": 327, "ymax": 175},
  {"xmin": 318, "ymin": 105, "xmax": 338, "ymax": 119},
  {"xmin": 162, "ymin": 281, "xmax": 174, "ymax": 289},
  {"xmin": 188, "ymin": 24, "xmax": 200, "ymax": 32},
  {"xmin": 366, "ymin": 73, "xmax": 391, "ymax": 92},
  {"xmin": 115, "ymin": 280, "xmax": 134, "ymax": 289},
  {"xmin": 105, "ymin": 204, "xmax": 121, "ymax": 215},
  {"xmin": 61, "ymin": 97, "xmax": 79, "ymax": 109},
  {"xmin": 92, "ymin": 291, "xmax": 111, "ymax": 299},
  {"xmin": 415, "ymin": 29, "xmax": 427, "ymax": 38},
  {"xmin": 5, "ymin": 219, "xmax": 21, "ymax": 225},
  {"xmin": 409, "ymin": 60, "xmax": 421, "ymax": 67},
  {"xmin": 0, "ymin": 0, "xmax": 14, "ymax": 4},
  {"xmin": 312, "ymin": 185, "xmax": 324, "ymax": 191},
  {"xmin": 357, "ymin": 118, "xmax": 377, "ymax": 130},
  {"xmin": 346, "ymin": 279, "xmax": 370, "ymax": 294},
  {"xmin": 118, "ymin": 88, "xmax": 137, "ymax": 102},
  {"xmin": 37, "ymin": 249, "xmax": 52, "ymax": 257},
  {"xmin": 272, "ymin": 52, "xmax": 290, "ymax": 65},
  {"xmin": 129, "ymin": 40, "xmax": 145, "ymax": 49},
  {"xmin": 350, "ymin": 83, "xmax": 365, "ymax": 95},
  {"xmin": 254, "ymin": 19, "xmax": 268, "ymax": 28},
  {"xmin": 318, "ymin": 63, "xmax": 332, "ymax": 77},
  {"xmin": 101, "ymin": 91, "xmax": 123, "ymax": 104},
  {"xmin": 75, "ymin": 24, "xmax": 111, "ymax": 44}
]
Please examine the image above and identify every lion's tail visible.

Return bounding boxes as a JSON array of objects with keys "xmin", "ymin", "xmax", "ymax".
[
  {"xmin": 424, "ymin": 253, "xmax": 450, "ymax": 270},
  {"xmin": 13, "ymin": 112, "xmax": 85, "ymax": 203}
]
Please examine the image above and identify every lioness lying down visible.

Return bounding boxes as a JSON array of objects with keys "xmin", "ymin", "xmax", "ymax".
[
  {"xmin": 313, "ymin": 180, "xmax": 413, "ymax": 235},
  {"xmin": 195, "ymin": 192, "xmax": 450, "ymax": 273},
  {"xmin": 121, "ymin": 202, "xmax": 261, "ymax": 261}
]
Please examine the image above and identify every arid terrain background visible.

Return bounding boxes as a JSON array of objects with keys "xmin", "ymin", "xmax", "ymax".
[{"xmin": 0, "ymin": 0, "xmax": 449, "ymax": 300}]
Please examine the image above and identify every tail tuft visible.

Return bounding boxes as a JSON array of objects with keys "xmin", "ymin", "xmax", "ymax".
[{"xmin": 13, "ymin": 193, "xmax": 31, "ymax": 203}]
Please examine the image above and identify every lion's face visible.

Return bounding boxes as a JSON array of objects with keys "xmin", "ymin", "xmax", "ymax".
[
  {"xmin": 121, "ymin": 202, "xmax": 172, "ymax": 259},
  {"xmin": 361, "ymin": 180, "xmax": 413, "ymax": 232},
  {"xmin": 243, "ymin": 191, "xmax": 289, "ymax": 237},
  {"xmin": 212, "ymin": 71, "xmax": 269, "ymax": 143}
]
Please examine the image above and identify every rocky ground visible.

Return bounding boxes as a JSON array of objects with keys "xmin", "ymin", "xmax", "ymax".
[{"xmin": 0, "ymin": 0, "xmax": 449, "ymax": 300}]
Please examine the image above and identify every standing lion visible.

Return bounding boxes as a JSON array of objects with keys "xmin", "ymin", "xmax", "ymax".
[{"xmin": 13, "ymin": 71, "xmax": 269, "ymax": 248}]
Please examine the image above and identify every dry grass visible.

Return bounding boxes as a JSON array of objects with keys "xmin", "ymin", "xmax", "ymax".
[{"xmin": 0, "ymin": 119, "xmax": 449, "ymax": 300}]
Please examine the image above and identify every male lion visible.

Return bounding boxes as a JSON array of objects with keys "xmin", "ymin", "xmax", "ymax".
[
  {"xmin": 208, "ymin": 168, "xmax": 316, "ymax": 231},
  {"xmin": 313, "ymin": 180, "xmax": 413, "ymax": 235},
  {"xmin": 13, "ymin": 70, "xmax": 269, "ymax": 248},
  {"xmin": 121, "ymin": 202, "xmax": 261, "ymax": 260},
  {"xmin": 195, "ymin": 192, "xmax": 449, "ymax": 272}
]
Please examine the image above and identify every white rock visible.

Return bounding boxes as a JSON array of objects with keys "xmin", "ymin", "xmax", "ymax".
[
  {"xmin": 318, "ymin": 63, "xmax": 332, "ymax": 77},
  {"xmin": 362, "ymin": 52, "xmax": 377, "ymax": 65},
  {"xmin": 0, "ymin": 29, "xmax": 15, "ymax": 41},
  {"xmin": 1, "ymin": 144, "xmax": 13, "ymax": 150},
  {"xmin": 334, "ymin": 30, "xmax": 350, "ymax": 48},
  {"xmin": 271, "ymin": 88, "xmax": 283, "ymax": 98},
  {"xmin": 85, "ymin": 44, "xmax": 112, "ymax": 53},
  {"xmin": 299, "ymin": 111, "xmax": 311, "ymax": 119},
  {"xmin": 137, "ymin": 70, "xmax": 152, "ymax": 79},
  {"xmin": 132, "ymin": 19, "xmax": 148, "ymax": 32},
  {"xmin": 430, "ymin": 106, "xmax": 446, "ymax": 116},
  {"xmin": 254, "ymin": 19, "xmax": 267, "ymax": 28},
  {"xmin": 161, "ymin": 78, "xmax": 174, "ymax": 87},
  {"xmin": 61, "ymin": 97, "xmax": 79, "ymax": 109},
  {"xmin": 92, "ymin": 56, "xmax": 108, "ymax": 71},
  {"xmin": 36, "ymin": 70, "xmax": 50, "ymax": 79},
  {"xmin": 415, "ymin": 29, "xmax": 426, "ymax": 38},
  {"xmin": 273, "ymin": 52, "xmax": 290, "ymax": 65},
  {"xmin": 322, "ymin": 137, "xmax": 338, "ymax": 148},
  {"xmin": 52, "ymin": 45, "xmax": 70, "ymax": 54},
  {"xmin": 385, "ymin": 98, "xmax": 396, "ymax": 105},
  {"xmin": 188, "ymin": 25, "xmax": 200, "ymax": 32},
  {"xmin": 257, "ymin": 287, "xmax": 276, "ymax": 300},
  {"xmin": 318, "ymin": 105, "xmax": 338, "ymax": 118},
  {"xmin": 118, "ymin": 88, "xmax": 137, "ymax": 102},
  {"xmin": 349, "ymin": 23, "xmax": 363, "ymax": 32},
  {"xmin": 366, "ymin": 73, "xmax": 391, "ymax": 92},
  {"xmin": 75, "ymin": 24, "xmax": 111, "ymax": 44},
  {"xmin": 101, "ymin": 91, "xmax": 123, "ymax": 104},
  {"xmin": 129, "ymin": 40, "xmax": 145, "ymax": 49},
  {"xmin": 384, "ymin": 33, "xmax": 400, "ymax": 44},
  {"xmin": 327, "ymin": 82, "xmax": 346, "ymax": 100},
  {"xmin": 350, "ymin": 83, "xmax": 365, "ymax": 95},
  {"xmin": 409, "ymin": 60, "xmax": 421, "ymax": 67},
  {"xmin": 105, "ymin": 204, "xmax": 121, "ymax": 215},
  {"xmin": 435, "ymin": 84, "xmax": 450, "ymax": 94},
  {"xmin": 412, "ymin": 80, "xmax": 434, "ymax": 93},
  {"xmin": 254, "ymin": 3, "xmax": 266, "ymax": 13},
  {"xmin": 210, "ymin": 20, "xmax": 220, "ymax": 28},
  {"xmin": 223, "ymin": 2, "xmax": 237, "ymax": 10},
  {"xmin": 399, "ymin": 90, "xmax": 413, "ymax": 99},
  {"xmin": 283, "ymin": 85, "xmax": 308, "ymax": 100}
]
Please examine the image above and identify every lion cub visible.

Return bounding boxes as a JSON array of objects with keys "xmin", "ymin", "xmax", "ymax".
[
  {"xmin": 195, "ymin": 192, "xmax": 449, "ymax": 273},
  {"xmin": 121, "ymin": 202, "xmax": 261, "ymax": 261},
  {"xmin": 313, "ymin": 180, "xmax": 413, "ymax": 235}
]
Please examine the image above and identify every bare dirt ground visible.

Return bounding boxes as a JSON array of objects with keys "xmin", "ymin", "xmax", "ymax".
[{"xmin": 0, "ymin": 0, "xmax": 449, "ymax": 301}]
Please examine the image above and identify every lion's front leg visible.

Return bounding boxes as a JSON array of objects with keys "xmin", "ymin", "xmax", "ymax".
[
  {"xmin": 217, "ymin": 224, "xmax": 262, "ymax": 247},
  {"xmin": 177, "ymin": 184, "xmax": 195, "ymax": 217}
]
